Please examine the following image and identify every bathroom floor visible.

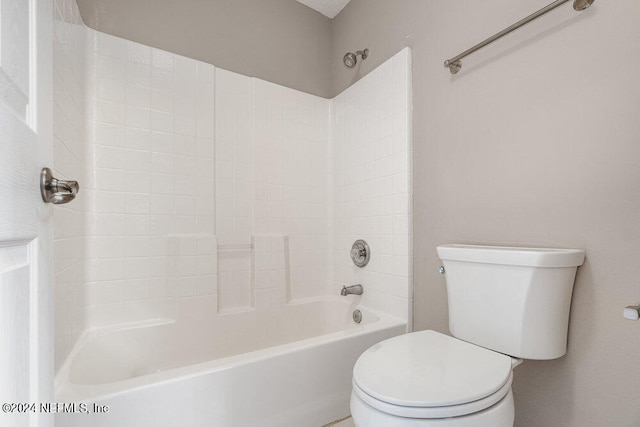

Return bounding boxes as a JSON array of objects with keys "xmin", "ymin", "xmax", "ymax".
[{"xmin": 324, "ymin": 416, "xmax": 355, "ymax": 427}]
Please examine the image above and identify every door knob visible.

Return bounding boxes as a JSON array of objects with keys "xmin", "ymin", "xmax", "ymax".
[{"xmin": 40, "ymin": 167, "xmax": 79, "ymax": 205}]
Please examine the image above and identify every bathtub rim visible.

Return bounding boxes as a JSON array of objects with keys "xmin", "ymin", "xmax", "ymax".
[{"xmin": 55, "ymin": 296, "xmax": 407, "ymax": 402}]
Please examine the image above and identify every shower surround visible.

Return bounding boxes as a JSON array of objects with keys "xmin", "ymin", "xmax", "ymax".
[{"xmin": 53, "ymin": 0, "xmax": 412, "ymax": 424}]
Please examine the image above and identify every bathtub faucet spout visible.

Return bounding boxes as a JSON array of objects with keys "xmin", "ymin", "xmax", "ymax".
[{"xmin": 341, "ymin": 284, "xmax": 363, "ymax": 296}]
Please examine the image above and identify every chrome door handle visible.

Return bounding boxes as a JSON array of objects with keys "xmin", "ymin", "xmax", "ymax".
[{"xmin": 40, "ymin": 167, "xmax": 79, "ymax": 205}]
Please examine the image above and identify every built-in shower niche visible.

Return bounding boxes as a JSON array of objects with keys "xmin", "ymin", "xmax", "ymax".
[
  {"xmin": 216, "ymin": 235, "xmax": 292, "ymax": 314},
  {"xmin": 216, "ymin": 236, "xmax": 254, "ymax": 313}
]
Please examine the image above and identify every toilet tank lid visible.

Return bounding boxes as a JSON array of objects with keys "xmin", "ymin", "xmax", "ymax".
[{"xmin": 437, "ymin": 244, "xmax": 585, "ymax": 267}]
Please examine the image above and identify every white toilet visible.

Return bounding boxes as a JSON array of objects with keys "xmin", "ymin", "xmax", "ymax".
[{"xmin": 350, "ymin": 244, "xmax": 585, "ymax": 426}]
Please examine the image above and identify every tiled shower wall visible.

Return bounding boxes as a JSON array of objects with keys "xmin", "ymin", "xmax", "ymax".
[
  {"xmin": 80, "ymin": 32, "xmax": 332, "ymax": 323},
  {"xmin": 83, "ymin": 32, "xmax": 217, "ymax": 327},
  {"xmin": 53, "ymin": 0, "xmax": 411, "ymax": 369},
  {"xmin": 53, "ymin": 0, "xmax": 88, "ymax": 369},
  {"xmin": 332, "ymin": 48, "xmax": 413, "ymax": 322},
  {"xmin": 215, "ymin": 71, "xmax": 330, "ymax": 311}
]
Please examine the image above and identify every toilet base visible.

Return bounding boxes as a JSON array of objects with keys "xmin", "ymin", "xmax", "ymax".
[{"xmin": 350, "ymin": 388, "xmax": 515, "ymax": 427}]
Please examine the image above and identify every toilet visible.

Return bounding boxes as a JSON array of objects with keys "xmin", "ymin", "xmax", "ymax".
[{"xmin": 350, "ymin": 244, "xmax": 585, "ymax": 426}]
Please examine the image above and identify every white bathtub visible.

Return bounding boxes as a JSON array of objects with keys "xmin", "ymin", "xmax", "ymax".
[{"xmin": 55, "ymin": 297, "xmax": 406, "ymax": 427}]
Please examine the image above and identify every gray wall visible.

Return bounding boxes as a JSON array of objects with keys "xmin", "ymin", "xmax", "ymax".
[
  {"xmin": 76, "ymin": 0, "xmax": 332, "ymax": 98},
  {"xmin": 333, "ymin": 0, "xmax": 640, "ymax": 426}
]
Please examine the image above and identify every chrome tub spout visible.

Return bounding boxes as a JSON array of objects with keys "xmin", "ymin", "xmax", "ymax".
[{"xmin": 341, "ymin": 284, "xmax": 363, "ymax": 296}]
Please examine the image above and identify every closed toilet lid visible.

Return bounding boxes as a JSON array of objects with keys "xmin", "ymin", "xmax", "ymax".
[{"xmin": 353, "ymin": 330, "xmax": 513, "ymax": 409}]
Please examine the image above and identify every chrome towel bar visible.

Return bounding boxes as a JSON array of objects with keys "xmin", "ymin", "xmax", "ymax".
[{"xmin": 444, "ymin": 0, "xmax": 594, "ymax": 74}]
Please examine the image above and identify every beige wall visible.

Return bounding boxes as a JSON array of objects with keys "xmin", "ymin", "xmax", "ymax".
[
  {"xmin": 333, "ymin": 1, "xmax": 640, "ymax": 426},
  {"xmin": 75, "ymin": 0, "xmax": 332, "ymax": 98}
]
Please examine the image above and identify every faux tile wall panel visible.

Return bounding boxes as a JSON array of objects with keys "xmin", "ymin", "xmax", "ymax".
[
  {"xmin": 252, "ymin": 79, "xmax": 331, "ymax": 302},
  {"xmin": 331, "ymin": 48, "xmax": 413, "ymax": 322},
  {"xmin": 84, "ymin": 30, "xmax": 217, "ymax": 327},
  {"xmin": 69, "ymin": 28, "xmax": 336, "ymax": 330},
  {"xmin": 214, "ymin": 68, "xmax": 253, "ymax": 238},
  {"xmin": 53, "ymin": 0, "xmax": 88, "ymax": 370},
  {"xmin": 54, "ymin": 6, "xmax": 412, "ymax": 358},
  {"xmin": 214, "ymin": 69, "xmax": 255, "ymax": 313},
  {"xmin": 215, "ymin": 74, "xmax": 331, "ymax": 306}
]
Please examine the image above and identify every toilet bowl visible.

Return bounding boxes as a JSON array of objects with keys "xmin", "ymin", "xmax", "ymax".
[
  {"xmin": 350, "ymin": 244, "xmax": 585, "ymax": 427},
  {"xmin": 350, "ymin": 330, "xmax": 517, "ymax": 426}
]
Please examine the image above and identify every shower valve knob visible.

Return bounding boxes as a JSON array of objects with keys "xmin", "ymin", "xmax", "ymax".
[{"xmin": 350, "ymin": 240, "xmax": 370, "ymax": 268}]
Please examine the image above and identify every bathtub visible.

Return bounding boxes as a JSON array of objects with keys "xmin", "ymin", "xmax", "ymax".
[{"xmin": 55, "ymin": 297, "xmax": 406, "ymax": 427}]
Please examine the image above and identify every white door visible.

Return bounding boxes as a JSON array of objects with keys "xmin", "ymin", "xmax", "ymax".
[{"xmin": 0, "ymin": 1, "xmax": 54, "ymax": 427}]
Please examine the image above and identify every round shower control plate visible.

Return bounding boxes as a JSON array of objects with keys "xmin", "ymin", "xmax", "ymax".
[{"xmin": 350, "ymin": 239, "xmax": 370, "ymax": 268}]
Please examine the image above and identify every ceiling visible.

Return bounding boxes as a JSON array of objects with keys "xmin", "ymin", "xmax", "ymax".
[{"xmin": 295, "ymin": 0, "xmax": 351, "ymax": 19}]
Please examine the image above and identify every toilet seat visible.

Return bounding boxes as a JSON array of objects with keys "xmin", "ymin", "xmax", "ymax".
[
  {"xmin": 352, "ymin": 373, "xmax": 513, "ymax": 419},
  {"xmin": 352, "ymin": 330, "xmax": 514, "ymax": 419}
]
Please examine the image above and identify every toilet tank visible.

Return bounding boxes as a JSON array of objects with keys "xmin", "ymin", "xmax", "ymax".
[{"xmin": 437, "ymin": 244, "xmax": 585, "ymax": 360}]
